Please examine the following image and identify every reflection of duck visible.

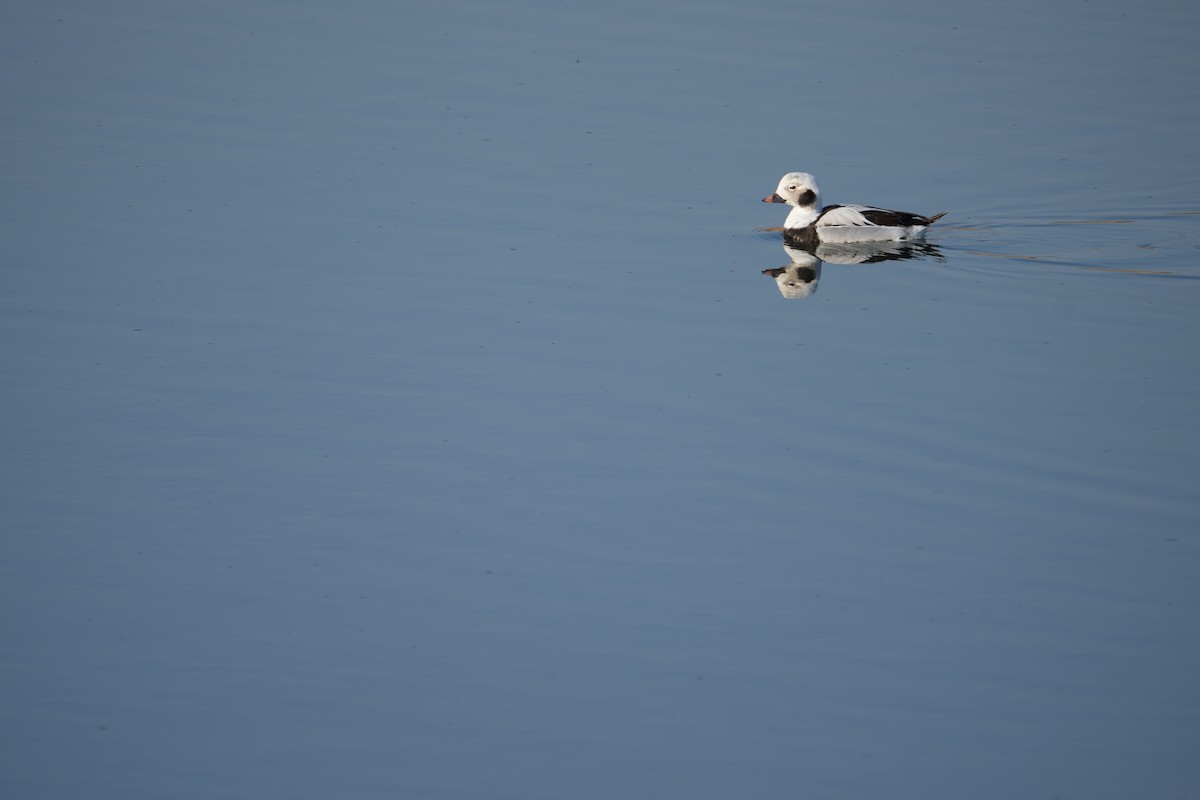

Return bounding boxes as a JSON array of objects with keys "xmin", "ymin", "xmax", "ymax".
[
  {"xmin": 807, "ymin": 239, "xmax": 944, "ymax": 265},
  {"xmin": 763, "ymin": 172, "xmax": 947, "ymax": 244},
  {"xmin": 762, "ymin": 239, "xmax": 944, "ymax": 299}
]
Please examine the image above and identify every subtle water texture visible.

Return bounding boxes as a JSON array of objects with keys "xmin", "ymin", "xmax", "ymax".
[{"xmin": 3, "ymin": 1, "xmax": 1199, "ymax": 798}]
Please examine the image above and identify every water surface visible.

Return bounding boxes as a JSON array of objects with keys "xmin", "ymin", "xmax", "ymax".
[{"xmin": 3, "ymin": 1, "xmax": 1198, "ymax": 798}]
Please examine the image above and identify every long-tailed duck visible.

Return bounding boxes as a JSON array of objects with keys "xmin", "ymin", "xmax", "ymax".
[{"xmin": 763, "ymin": 172, "xmax": 946, "ymax": 244}]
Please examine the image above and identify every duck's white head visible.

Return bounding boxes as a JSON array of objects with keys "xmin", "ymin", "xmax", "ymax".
[
  {"xmin": 763, "ymin": 172, "xmax": 821, "ymax": 230},
  {"xmin": 763, "ymin": 172, "xmax": 821, "ymax": 207}
]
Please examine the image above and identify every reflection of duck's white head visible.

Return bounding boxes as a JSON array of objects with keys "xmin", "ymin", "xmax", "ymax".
[{"xmin": 763, "ymin": 254, "xmax": 821, "ymax": 300}]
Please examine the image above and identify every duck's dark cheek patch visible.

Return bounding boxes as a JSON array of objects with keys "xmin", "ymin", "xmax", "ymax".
[{"xmin": 798, "ymin": 190, "xmax": 816, "ymax": 205}]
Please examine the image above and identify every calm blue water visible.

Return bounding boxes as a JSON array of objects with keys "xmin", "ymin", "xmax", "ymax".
[{"xmin": 3, "ymin": 1, "xmax": 1199, "ymax": 798}]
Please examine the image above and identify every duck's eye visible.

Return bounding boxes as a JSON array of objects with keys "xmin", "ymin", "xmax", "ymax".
[{"xmin": 787, "ymin": 185, "xmax": 797, "ymax": 191}]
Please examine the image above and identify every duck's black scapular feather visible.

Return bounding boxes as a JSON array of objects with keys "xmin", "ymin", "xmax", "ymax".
[{"xmin": 821, "ymin": 204, "xmax": 944, "ymax": 228}]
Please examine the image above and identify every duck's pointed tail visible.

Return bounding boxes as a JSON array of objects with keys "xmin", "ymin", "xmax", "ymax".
[{"xmin": 925, "ymin": 211, "xmax": 949, "ymax": 224}]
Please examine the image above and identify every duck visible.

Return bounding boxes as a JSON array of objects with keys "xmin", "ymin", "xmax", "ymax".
[{"xmin": 763, "ymin": 172, "xmax": 946, "ymax": 244}]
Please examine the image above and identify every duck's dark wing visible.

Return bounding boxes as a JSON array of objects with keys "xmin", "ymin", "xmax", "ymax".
[{"xmin": 818, "ymin": 204, "xmax": 945, "ymax": 227}]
